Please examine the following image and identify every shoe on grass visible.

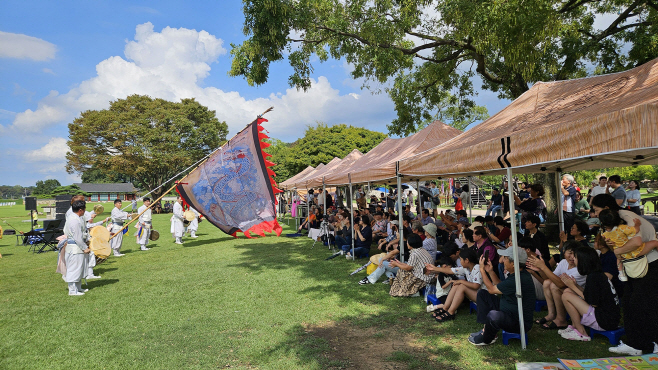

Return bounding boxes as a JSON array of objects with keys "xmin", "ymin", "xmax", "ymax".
[
  {"xmin": 609, "ymin": 341, "xmax": 642, "ymax": 356},
  {"xmin": 382, "ymin": 279, "xmax": 390, "ymax": 284},
  {"xmin": 410, "ymin": 292, "xmax": 420, "ymax": 297},
  {"xmin": 470, "ymin": 330, "xmax": 484, "ymax": 338},
  {"xmin": 87, "ymin": 275, "xmax": 101, "ymax": 279},
  {"xmin": 469, "ymin": 334, "xmax": 496, "ymax": 346},
  {"xmin": 69, "ymin": 291, "xmax": 85, "ymax": 296},
  {"xmin": 358, "ymin": 278, "xmax": 370, "ymax": 285},
  {"xmin": 558, "ymin": 325, "xmax": 575, "ymax": 335},
  {"xmin": 560, "ymin": 328, "xmax": 591, "ymax": 341}
]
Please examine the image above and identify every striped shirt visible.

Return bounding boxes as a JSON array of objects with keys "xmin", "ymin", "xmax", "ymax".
[{"xmin": 409, "ymin": 248, "xmax": 435, "ymax": 283}]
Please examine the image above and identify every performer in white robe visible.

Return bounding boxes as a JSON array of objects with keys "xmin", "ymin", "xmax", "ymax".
[
  {"xmin": 110, "ymin": 199, "xmax": 131, "ymax": 256},
  {"xmin": 171, "ymin": 196, "xmax": 185, "ymax": 245},
  {"xmin": 65, "ymin": 195, "xmax": 107, "ymax": 279},
  {"xmin": 58, "ymin": 200, "xmax": 91, "ymax": 296},
  {"xmin": 135, "ymin": 197, "xmax": 152, "ymax": 250},
  {"xmin": 186, "ymin": 207, "xmax": 200, "ymax": 238}
]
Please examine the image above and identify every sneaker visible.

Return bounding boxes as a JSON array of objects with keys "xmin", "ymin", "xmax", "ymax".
[
  {"xmin": 175, "ymin": 241, "xmax": 184, "ymax": 245},
  {"xmin": 469, "ymin": 334, "xmax": 497, "ymax": 346},
  {"xmin": 141, "ymin": 247, "xmax": 150, "ymax": 251},
  {"xmin": 618, "ymin": 272, "xmax": 628, "ymax": 282},
  {"xmin": 427, "ymin": 304, "xmax": 439, "ymax": 313},
  {"xmin": 358, "ymin": 278, "xmax": 371, "ymax": 285},
  {"xmin": 382, "ymin": 279, "xmax": 391, "ymax": 285},
  {"xmin": 345, "ymin": 253, "xmax": 352, "ymax": 259},
  {"xmin": 560, "ymin": 328, "xmax": 591, "ymax": 341},
  {"xmin": 410, "ymin": 292, "xmax": 420, "ymax": 297},
  {"xmin": 609, "ymin": 341, "xmax": 643, "ymax": 356},
  {"xmin": 87, "ymin": 275, "xmax": 101, "ymax": 279},
  {"xmin": 470, "ymin": 330, "xmax": 484, "ymax": 338},
  {"xmin": 558, "ymin": 325, "xmax": 576, "ymax": 335},
  {"xmin": 114, "ymin": 253, "xmax": 125, "ymax": 257},
  {"xmin": 339, "ymin": 250, "xmax": 345, "ymax": 255},
  {"xmin": 69, "ymin": 291, "xmax": 85, "ymax": 296},
  {"xmin": 79, "ymin": 288, "xmax": 89, "ymax": 293},
  {"xmin": 654, "ymin": 342, "xmax": 657, "ymax": 353},
  {"xmin": 190, "ymin": 236, "xmax": 198, "ymax": 239}
]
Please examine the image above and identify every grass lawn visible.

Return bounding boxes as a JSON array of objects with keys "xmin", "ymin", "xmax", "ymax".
[{"xmin": 1, "ymin": 205, "xmax": 618, "ymax": 369}]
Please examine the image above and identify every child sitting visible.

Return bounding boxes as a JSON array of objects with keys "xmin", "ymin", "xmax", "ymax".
[{"xmin": 599, "ymin": 209, "xmax": 658, "ymax": 281}]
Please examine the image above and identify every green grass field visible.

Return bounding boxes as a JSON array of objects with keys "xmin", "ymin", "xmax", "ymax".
[{"xmin": 1, "ymin": 204, "xmax": 619, "ymax": 369}]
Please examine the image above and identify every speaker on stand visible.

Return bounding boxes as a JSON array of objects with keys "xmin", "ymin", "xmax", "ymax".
[{"xmin": 25, "ymin": 197, "xmax": 37, "ymax": 231}]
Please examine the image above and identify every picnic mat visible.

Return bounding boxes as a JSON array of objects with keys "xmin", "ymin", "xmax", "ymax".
[
  {"xmin": 558, "ymin": 354, "xmax": 658, "ymax": 369},
  {"xmin": 516, "ymin": 362, "xmax": 565, "ymax": 370}
]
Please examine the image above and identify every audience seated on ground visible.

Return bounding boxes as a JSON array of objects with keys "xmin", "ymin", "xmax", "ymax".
[
  {"xmin": 425, "ymin": 248, "xmax": 483, "ymax": 322},
  {"xmin": 332, "ymin": 212, "xmax": 352, "ymax": 248},
  {"xmin": 469, "ymin": 247, "xmax": 536, "ymax": 346},
  {"xmin": 359, "ymin": 236, "xmax": 410, "ymax": 286},
  {"xmin": 388, "ymin": 233, "xmax": 434, "ymax": 297},
  {"xmin": 298, "ymin": 206, "xmax": 318, "ymax": 232},
  {"xmin": 418, "ymin": 209, "xmax": 435, "ymax": 225},
  {"xmin": 551, "ymin": 220, "xmax": 590, "ymax": 268},
  {"xmin": 527, "ymin": 240, "xmax": 586, "ymax": 330},
  {"xmin": 473, "ymin": 226, "xmax": 499, "ymax": 272},
  {"xmin": 486, "ymin": 216, "xmax": 511, "ymax": 248},
  {"xmin": 422, "ymin": 223, "xmax": 438, "ymax": 258},
  {"xmin": 377, "ymin": 220, "xmax": 400, "ymax": 252},
  {"xmin": 412, "ymin": 221, "xmax": 426, "ymax": 241},
  {"xmin": 521, "ymin": 215, "xmax": 550, "ymax": 268},
  {"xmin": 520, "ymin": 238, "xmax": 547, "ymax": 301},
  {"xmin": 558, "ymin": 246, "xmax": 621, "ymax": 342},
  {"xmin": 371, "ymin": 211, "xmax": 389, "ymax": 244},
  {"xmin": 456, "ymin": 228, "xmax": 476, "ymax": 251}
]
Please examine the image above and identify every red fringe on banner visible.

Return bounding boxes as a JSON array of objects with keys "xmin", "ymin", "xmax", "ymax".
[{"xmin": 234, "ymin": 117, "xmax": 283, "ymax": 239}]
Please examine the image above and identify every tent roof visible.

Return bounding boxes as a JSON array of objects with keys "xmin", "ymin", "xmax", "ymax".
[
  {"xmin": 399, "ymin": 58, "xmax": 658, "ymax": 178},
  {"xmin": 323, "ymin": 120, "xmax": 462, "ymax": 185},
  {"xmin": 304, "ymin": 149, "xmax": 364, "ymax": 189},
  {"xmin": 280, "ymin": 165, "xmax": 315, "ymax": 190},
  {"xmin": 288, "ymin": 163, "xmax": 326, "ymax": 189}
]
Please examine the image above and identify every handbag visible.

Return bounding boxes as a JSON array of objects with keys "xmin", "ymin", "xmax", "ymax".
[{"xmin": 622, "ymin": 255, "xmax": 649, "ymax": 279}]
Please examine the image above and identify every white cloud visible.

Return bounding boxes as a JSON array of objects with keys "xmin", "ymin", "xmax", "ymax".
[
  {"xmin": 24, "ymin": 137, "xmax": 69, "ymax": 163},
  {"xmin": 0, "ymin": 31, "xmax": 56, "ymax": 61},
  {"xmin": 5, "ymin": 22, "xmax": 395, "ymax": 141},
  {"xmin": 42, "ymin": 68, "xmax": 56, "ymax": 75}
]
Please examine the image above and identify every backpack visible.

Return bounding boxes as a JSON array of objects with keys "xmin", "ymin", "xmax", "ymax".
[{"xmin": 431, "ymin": 194, "xmax": 441, "ymax": 205}]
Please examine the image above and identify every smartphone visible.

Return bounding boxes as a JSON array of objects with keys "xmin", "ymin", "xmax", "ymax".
[{"xmin": 484, "ymin": 250, "xmax": 490, "ymax": 265}]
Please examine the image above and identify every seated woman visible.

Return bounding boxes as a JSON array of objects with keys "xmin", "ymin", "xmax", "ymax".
[
  {"xmin": 559, "ymin": 246, "xmax": 621, "ymax": 341},
  {"xmin": 388, "ymin": 233, "xmax": 434, "ymax": 297},
  {"xmin": 527, "ymin": 241, "xmax": 586, "ymax": 330},
  {"xmin": 333, "ymin": 213, "xmax": 352, "ymax": 248},
  {"xmin": 473, "ymin": 226, "xmax": 498, "ymax": 272},
  {"xmin": 551, "ymin": 220, "xmax": 590, "ymax": 267},
  {"xmin": 342, "ymin": 216, "xmax": 372, "ymax": 259},
  {"xmin": 485, "ymin": 216, "xmax": 511, "ymax": 249},
  {"xmin": 298, "ymin": 206, "xmax": 318, "ymax": 232},
  {"xmin": 377, "ymin": 220, "xmax": 400, "ymax": 252},
  {"xmin": 359, "ymin": 236, "xmax": 410, "ymax": 285},
  {"xmin": 520, "ymin": 238, "xmax": 546, "ymax": 301},
  {"xmin": 425, "ymin": 248, "xmax": 483, "ymax": 322},
  {"xmin": 384, "ymin": 216, "xmax": 412, "ymax": 251}
]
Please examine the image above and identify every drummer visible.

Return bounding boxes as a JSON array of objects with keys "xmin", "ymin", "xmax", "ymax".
[
  {"xmin": 65, "ymin": 194, "xmax": 107, "ymax": 279},
  {"xmin": 58, "ymin": 200, "xmax": 91, "ymax": 296},
  {"xmin": 110, "ymin": 199, "xmax": 132, "ymax": 257},
  {"xmin": 171, "ymin": 196, "xmax": 185, "ymax": 245},
  {"xmin": 186, "ymin": 207, "xmax": 200, "ymax": 239},
  {"xmin": 136, "ymin": 197, "xmax": 152, "ymax": 251}
]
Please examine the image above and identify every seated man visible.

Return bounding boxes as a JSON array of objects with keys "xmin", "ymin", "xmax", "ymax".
[
  {"xmin": 418, "ymin": 209, "xmax": 435, "ymax": 225},
  {"xmin": 411, "ymin": 221, "xmax": 426, "ymax": 241},
  {"xmin": 469, "ymin": 247, "xmax": 536, "ymax": 346},
  {"xmin": 485, "ymin": 188, "xmax": 503, "ymax": 218},
  {"xmin": 425, "ymin": 248, "xmax": 483, "ymax": 322},
  {"xmin": 388, "ymin": 233, "xmax": 434, "ymax": 297}
]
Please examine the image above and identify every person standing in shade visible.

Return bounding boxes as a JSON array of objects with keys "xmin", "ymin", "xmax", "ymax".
[
  {"xmin": 560, "ymin": 174, "xmax": 578, "ymax": 236},
  {"xmin": 607, "ymin": 175, "xmax": 627, "ymax": 208},
  {"xmin": 589, "ymin": 176, "xmax": 608, "ymax": 205},
  {"xmin": 171, "ymin": 196, "xmax": 185, "ymax": 245},
  {"xmin": 131, "ymin": 199, "xmax": 137, "ymax": 213},
  {"xmin": 135, "ymin": 197, "xmax": 152, "ymax": 251},
  {"xmin": 110, "ymin": 199, "xmax": 131, "ymax": 257},
  {"xmin": 58, "ymin": 200, "xmax": 91, "ymax": 296},
  {"xmin": 186, "ymin": 207, "xmax": 201, "ymax": 238},
  {"xmin": 626, "ymin": 180, "xmax": 642, "ymax": 215}
]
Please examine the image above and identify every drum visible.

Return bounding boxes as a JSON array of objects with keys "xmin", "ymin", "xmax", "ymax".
[
  {"xmin": 149, "ymin": 230, "xmax": 160, "ymax": 241},
  {"xmin": 93, "ymin": 204, "xmax": 104, "ymax": 215},
  {"xmin": 183, "ymin": 210, "xmax": 196, "ymax": 222},
  {"xmin": 89, "ymin": 226, "xmax": 111, "ymax": 264}
]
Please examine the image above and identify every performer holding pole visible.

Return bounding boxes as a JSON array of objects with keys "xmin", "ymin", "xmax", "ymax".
[
  {"xmin": 171, "ymin": 196, "xmax": 185, "ymax": 245},
  {"xmin": 110, "ymin": 199, "xmax": 132, "ymax": 256},
  {"xmin": 135, "ymin": 197, "xmax": 152, "ymax": 251},
  {"xmin": 66, "ymin": 194, "xmax": 107, "ymax": 278}
]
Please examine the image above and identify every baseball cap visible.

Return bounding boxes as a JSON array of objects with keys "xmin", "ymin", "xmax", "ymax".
[
  {"xmin": 445, "ymin": 210, "xmax": 457, "ymax": 219},
  {"xmin": 390, "ymin": 220, "xmax": 399, "ymax": 226},
  {"xmin": 458, "ymin": 217, "xmax": 469, "ymax": 224},
  {"xmin": 498, "ymin": 246, "xmax": 528, "ymax": 265}
]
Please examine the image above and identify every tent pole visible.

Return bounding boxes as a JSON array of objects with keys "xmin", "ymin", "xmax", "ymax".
[
  {"xmin": 322, "ymin": 177, "xmax": 327, "ymax": 216},
  {"xmin": 506, "ymin": 167, "xmax": 527, "ymax": 349},
  {"xmin": 416, "ymin": 179, "xmax": 420, "ymax": 215},
  {"xmin": 556, "ymin": 172, "xmax": 565, "ymax": 233},
  {"xmin": 468, "ymin": 176, "xmax": 473, "ymax": 222},
  {"xmin": 397, "ymin": 164, "xmax": 405, "ymax": 264},
  {"xmin": 349, "ymin": 174, "xmax": 355, "ymax": 261}
]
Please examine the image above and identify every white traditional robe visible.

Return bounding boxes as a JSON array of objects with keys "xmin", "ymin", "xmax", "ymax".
[
  {"xmin": 136, "ymin": 205, "xmax": 152, "ymax": 245},
  {"xmin": 187, "ymin": 208, "xmax": 200, "ymax": 232},
  {"xmin": 60, "ymin": 213, "xmax": 88, "ymax": 284},
  {"xmin": 170, "ymin": 202, "xmax": 184, "ymax": 238},
  {"xmin": 110, "ymin": 207, "xmax": 129, "ymax": 253}
]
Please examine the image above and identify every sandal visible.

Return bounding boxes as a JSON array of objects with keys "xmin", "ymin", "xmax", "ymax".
[
  {"xmin": 434, "ymin": 311, "xmax": 455, "ymax": 323},
  {"xmin": 431, "ymin": 308, "xmax": 446, "ymax": 317},
  {"xmin": 535, "ymin": 317, "xmax": 549, "ymax": 326},
  {"xmin": 541, "ymin": 321, "xmax": 568, "ymax": 330}
]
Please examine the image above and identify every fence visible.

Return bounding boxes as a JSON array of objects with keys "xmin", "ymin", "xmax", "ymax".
[{"xmin": 0, "ymin": 202, "xmax": 17, "ymax": 206}]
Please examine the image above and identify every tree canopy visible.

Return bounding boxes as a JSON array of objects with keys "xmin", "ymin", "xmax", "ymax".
[
  {"xmin": 269, "ymin": 123, "xmax": 387, "ymax": 182},
  {"xmin": 230, "ymin": 0, "xmax": 658, "ymax": 135},
  {"xmin": 33, "ymin": 179, "xmax": 61, "ymax": 195},
  {"xmin": 66, "ymin": 95, "xmax": 228, "ymax": 197}
]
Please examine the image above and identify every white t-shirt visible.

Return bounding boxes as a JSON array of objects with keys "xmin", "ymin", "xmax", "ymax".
[
  {"xmin": 553, "ymin": 259, "xmax": 586, "ymax": 288},
  {"xmin": 451, "ymin": 265, "xmax": 486, "ymax": 290},
  {"xmin": 590, "ymin": 185, "xmax": 607, "ymax": 198}
]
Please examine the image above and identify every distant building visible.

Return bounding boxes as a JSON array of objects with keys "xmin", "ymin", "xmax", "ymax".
[{"xmin": 75, "ymin": 183, "xmax": 138, "ymax": 202}]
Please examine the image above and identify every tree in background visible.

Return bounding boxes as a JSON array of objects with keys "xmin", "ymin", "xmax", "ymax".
[
  {"xmin": 0, "ymin": 185, "xmax": 33, "ymax": 199},
  {"xmin": 230, "ymin": 0, "xmax": 657, "ymax": 136},
  {"xmin": 269, "ymin": 123, "xmax": 387, "ymax": 182},
  {"xmin": 50, "ymin": 185, "xmax": 91, "ymax": 198},
  {"xmin": 33, "ymin": 179, "xmax": 61, "ymax": 195},
  {"xmin": 66, "ymin": 95, "xmax": 228, "ymax": 198}
]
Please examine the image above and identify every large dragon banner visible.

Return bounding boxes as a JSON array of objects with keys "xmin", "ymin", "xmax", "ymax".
[{"xmin": 176, "ymin": 117, "xmax": 283, "ymax": 238}]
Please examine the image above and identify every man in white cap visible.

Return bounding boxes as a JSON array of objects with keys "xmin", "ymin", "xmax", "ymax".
[
  {"xmin": 469, "ymin": 247, "xmax": 536, "ymax": 346},
  {"xmin": 135, "ymin": 197, "xmax": 152, "ymax": 251}
]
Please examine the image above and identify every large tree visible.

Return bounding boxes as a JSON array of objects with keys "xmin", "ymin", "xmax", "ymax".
[
  {"xmin": 230, "ymin": 0, "xmax": 658, "ymax": 136},
  {"xmin": 33, "ymin": 179, "xmax": 61, "ymax": 195},
  {"xmin": 66, "ymin": 95, "xmax": 229, "ymax": 197},
  {"xmin": 269, "ymin": 123, "xmax": 387, "ymax": 182}
]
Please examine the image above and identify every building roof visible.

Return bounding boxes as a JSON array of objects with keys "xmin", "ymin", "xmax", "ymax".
[{"xmin": 75, "ymin": 183, "xmax": 137, "ymax": 193}]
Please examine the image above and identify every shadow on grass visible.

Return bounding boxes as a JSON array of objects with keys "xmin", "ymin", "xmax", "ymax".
[
  {"xmin": 84, "ymin": 278, "xmax": 119, "ymax": 289},
  {"xmin": 94, "ymin": 267, "xmax": 118, "ymax": 274},
  {"xmin": 183, "ymin": 236, "xmax": 235, "ymax": 248}
]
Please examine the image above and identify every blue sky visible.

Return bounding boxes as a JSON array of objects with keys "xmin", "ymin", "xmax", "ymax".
[{"xmin": 0, "ymin": 1, "xmax": 510, "ymax": 187}]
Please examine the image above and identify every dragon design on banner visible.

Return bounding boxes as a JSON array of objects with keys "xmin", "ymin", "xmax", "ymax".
[{"xmin": 176, "ymin": 117, "xmax": 283, "ymax": 238}]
